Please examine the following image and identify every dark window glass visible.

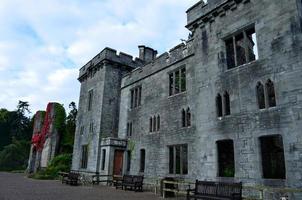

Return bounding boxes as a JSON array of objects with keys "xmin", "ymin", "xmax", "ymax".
[
  {"xmin": 186, "ymin": 108, "xmax": 191, "ymax": 127},
  {"xmin": 134, "ymin": 88, "xmax": 138, "ymax": 107},
  {"xmin": 81, "ymin": 145, "xmax": 88, "ymax": 169},
  {"xmin": 140, "ymin": 149, "xmax": 145, "ymax": 172},
  {"xmin": 266, "ymin": 79, "xmax": 276, "ymax": 107},
  {"xmin": 181, "ymin": 68, "xmax": 186, "ymax": 92},
  {"xmin": 224, "ymin": 92, "xmax": 231, "ymax": 116},
  {"xmin": 101, "ymin": 149, "xmax": 106, "ymax": 170},
  {"xmin": 235, "ymin": 33, "xmax": 246, "ymax": 66},
  {"xmin": 182, "ymin": 145, "xmax": 188, "ymax": 174},
  {"xmin": 149, "ymin": 117, "xmax": 152, "ymax": 132},
  {"xmin": 138, "ymin": 86, "xmax": 142, "ymax": 106},
  {"xmin": 169, "ymin": 73, "xmax": 174, "ymax": 96},
  {"xmin": 226, "ymin": 38, "xmax": 235, "ymax": 69},
  {"xmin": 127, "ymin": 150, "xmax": 131, "ymax": 172},
  {"xmin": 169, "ymin": 147, "xmax": 174, "ymax": 174},
  {"xmin": 216, "ymin": 94, "xmax": 223, "ymax": 117},
  {"xmin": 217, "ymin": 140, "xmax": 235, "ymax": 177},
  {"xmin": 157, "ymin": 115, "xmax": 160, "ymax": 131},
  {"xmin": 88, "ymin": 90, "xmax": 93, "ymax": 111},
  {"xmin": 260, "ymin": 135, "xmax": 286, "ymax": 179},
  {"xmin": 130, "ymin": 90, "xmax": 134, "ymax": 108},
  {"xmin": 182, "ymin": 109, "xmax": 186, "ymax": 127},
  {"xmin": 256, "ymin": 82, "xmax": 265, "ymax": 109},
  {"xmin": 153, "ymin": 116, "xmax": 156, "ymax": 132},
  {"xmin": 175, "ymin": 70, "xmax": 180, "ymax": 94},
  {"xmin": 175, "ymin": 146, "xmax": 181, "ymax": 174}
]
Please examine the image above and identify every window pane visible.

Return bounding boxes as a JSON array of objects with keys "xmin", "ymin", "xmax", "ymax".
[
  {"xmin": 182, "ymin": 109, "xmax": 186, "ymax": 127},
  {"xmin": 226, "ymin": 38, "xmax": 235, "ymax": 69},
  {"xmin": 138, "ymin": 86, "xmax": 142, "ymax": 106},
  {"xmin": 260, "ymin": 135, "xmax": 286, "ymax": 179},
  {"xmin": 181, "ymin": 68, "xmax": 186, "ymax": 92},
  {"xmin": 246, "ymin": 27, "xmax": 258, "ymax": 61},
  {"xmin": 216, "ymin": 94, "xmax": 223, "ymax": 117},
  {"xmin": 224, "ymin": 92, "xmax": 231, "ymax": 115},
  {"xmin": 175, "ymin": 71, "xmax": 180, "ymax": 94},
  {"xmin": 153, "ymin": 116, "xmax": 156, "ymax": 132},
  {"xmin": 256, "ymin": 82, "xmax": 265, "ymax": 109},
  {"xmin": 134, "ymin": 88, "xmax": 138, "ymax": 107},
  {"xmin": 169, "ymin": 147, "xmax": 174, "ymax": 174},
  {"xmin": 266, "ymin": 80, "xmax": 276, "ymax": 107},
  {"xmin": 217, "ymin": 140, "xmax": 235, "ymax": 177},
  {"xmin": 186, "ymin": 108, "xmax": 191, "ymax": 127},
  {"xmin": 127, "ymin": 150, "xmax": 131, "ymax": 172},
  {"xmin": 149, "ymin": 118, "xmax": 152, "ymax": 132},
  {"xmin": 235, "ymin": 33, "xmax": 246, "ymax": 66},
  {"xmin": 140, "ymin": 149, "xmax": 145, "ymax": 172},
  {"xmin": 131, "ymin": 90, "xmax": 134, "ymax": 108},
  {"xmin": 182, "ymin": 145, "xmax": 188, "ymax": 174},
  {"xmin": 88, "ymin": 90, "xmax": 93, "ymax": 111},
  {"xmin": 157, "ymin": 115, "xmax": 160, "ymax": 131},
  {"xmin": 175, "ymin": 146, "xmax": 181, "ymax": 174},
  {"xmin": 101, "ymin": 149, "xmax": 106, "ymax": 170},
  {"xmin": 169, "ymin": 73, "xmax": 174, "ymax": 96}
]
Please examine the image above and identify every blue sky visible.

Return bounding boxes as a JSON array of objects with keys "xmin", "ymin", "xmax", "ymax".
[{"xmin": 0, "ymin": 0, "xmax": 200, "ymax": 114}]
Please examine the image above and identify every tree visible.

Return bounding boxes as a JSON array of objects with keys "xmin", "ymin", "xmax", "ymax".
[{"xmin": 0, "ymin": 109, "xmax": 12, "ymax": 151}]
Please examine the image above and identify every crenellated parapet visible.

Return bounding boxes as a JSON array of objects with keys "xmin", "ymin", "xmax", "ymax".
[
  {"xmin": 186, "ymin": 0, "xmax": 251, "ymax": 31},
  {"xmin": 78, "ymin": 47, "xmax": 144, "ymax": 82}
]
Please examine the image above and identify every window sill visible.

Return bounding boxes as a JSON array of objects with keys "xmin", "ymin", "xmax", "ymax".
[
  {"xmin": 226, "ymin": 60, "xmax": 259, "ymax": 72},
  {"xmin": 129, "ymin": 106, "xmax": 142, "ymax": 111},
  {"xmin": 258, "ymin": 106, "xmax": 278, "ymax": 113},
  {"xmin": 168, "ymin": 91, "xmax": 187, "ymax": 99},
  {"xmin": 217, "ymin": 115, "xmax": 231, "ymax": 120}
]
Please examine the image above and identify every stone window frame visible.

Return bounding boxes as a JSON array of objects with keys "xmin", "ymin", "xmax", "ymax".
[
  {"xmin": 126, "ymin": 122, "xmax": 133, "ymax": 137},
  {"xmin": 130, "ymin": 85, "xmax": 142, "ymax": 109},
  {"xmin": 224, "ymin": 25, "xmax": 258, "ymax": 70},
  {"xmin": 168, "ymin": 144, "xmax": 188, "ymax": 175},
  {"xmin": 255, "ymin": 79, "xmax": 277, "ymax": 110},
  {"xmin": 181, "ymin": 107, "xmax": 191, "ymax": 127},
  {"xmin": 168, "ymin": 66, "xmax": 186, "ymax": 96},
  {"xmin": 149, "ymin": 115, "xmax": 160, "ymax": 133},
  {"xmin": 87, "ymin": 89, "xmax": 94, "ymax": 111},
  {"xmin": 80, "ymin": 144, "xmax": 89, "ymax": 169},
  {"xmin": 216, "ymin": 91, "xmax": 231, "ymax": 118},
  {"xmin": 89, "ymin": 122, "xmax": 94, "ymax": 133}
]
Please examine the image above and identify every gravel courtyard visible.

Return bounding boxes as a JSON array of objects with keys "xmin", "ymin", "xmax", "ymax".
[{"xmin": 0, "ymin": 172, "xmax": 162, "ymax": 200}]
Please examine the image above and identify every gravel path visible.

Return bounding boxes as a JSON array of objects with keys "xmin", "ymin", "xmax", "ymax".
[{"xmin": 0, "ymin": 172, "xmax": 162, "ymax": 200}]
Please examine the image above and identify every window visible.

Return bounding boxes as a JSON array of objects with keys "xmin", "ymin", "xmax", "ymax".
[
  {"xmin": 130, "ymin": 86, "xmax": 142, "ymax": 108},
  {"xmin": 81, "ymin": 145, "xmax": 88, "ymax": 169},
  {"xmin": 139, "ymin": 149, "xmax": 145, "ymax": 172},
  {"xmin": 266, "ymin": 79, "xmax": 276, "ymax": 108},
  {"xmin": 217, "ymin": 140, "xmax": 235, "ymax": 177},
  {"xmin": 224, "ymin": 91, "xmax": 231, "ymax": 116},
  {"xmin": 256, "ymin": 79, "xmax": 276, "ymax": 110},
  {"xmin": 150, "ymin": 115, "xmax": 160, "ymax": 132},
  {"xmin": 89, "ymin": 122, "xmax": 94, "ymax": 133},
  {"xmin": 127, "ymin": 122, "xmax": 133, "ymax": 137},
  {"xmin": 182, "ymin": 108, "xmax": 191, "ymax": 127},
  {"xmin": 216, "ymin": 94, "xmax": 223, "ymax": 117},
  {"xmin": 169, "ymin": 67, "xmax": 186, "ymax": 96},
  {"xmin": 127, "ymin": 151, "xmax": 131, "ymax": 172},
  {"xmin": 216, "ymin": 92, "xmax": 231, "ymax": 117},
  {"xmin": 260, "ymin": 135, "xmax": 286, "ymax": 179},
  {"xmin": 256, "ymin": 82, "xmax": 265, "ymax": 109},
  {"xmin": 88, "ymin": 89, "xmax": 93, "ymax": 111},
  {"xmin": 169, "ymin": 144, "xmax": 188, "ymax": 175},
  {"xmin": 226, "ymin": 26, "xmax": 258, "ymax": 69},
  {"xmin": 80, "ymin": 126, "xmax": 84, "ymax": 135},
  {"xmin": 101, "ymin": 149, "xmax": 106, "ymax": 170}
]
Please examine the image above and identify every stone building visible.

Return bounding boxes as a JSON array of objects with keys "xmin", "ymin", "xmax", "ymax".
[
  {"xmin": 72, "ymin": 0, "xmax": 302, "ymax": 198},
  {"xmin": 28, "ymin": 103, "xmax": 64, "ymax": 173}
]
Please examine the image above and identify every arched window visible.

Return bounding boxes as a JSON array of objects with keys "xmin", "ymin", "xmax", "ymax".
[
  {"xmin": 224, "ymin": 91, "xmax": 231, "ymax": 116},
  {"xmin": 157, "ymin": 115, "xmax": 160, "ymax": 131},
  {"xmin": 182, "ymin": 109, "xmax": 186, "ymax": 127},
  {"xmin": 153, "ymin": 116, "xmax": 156, "ymax": 132},
  {"xmin": 149, "ymin": 117, "xmax": 153, "ymax": 132},
  {"xmin": 216, "ymin": 94, "xmax": 223, "ymax": 117},
  {"xmin": 186, "ymin": 108, "xmax": 191, "ymax": 127},
  {"xmin": 256, "ymin": 82, "xmax": 265, "ymax": 109},
  {"xmin": 266, "ymin": 79, "xmax": 276, "ymax": 108}
]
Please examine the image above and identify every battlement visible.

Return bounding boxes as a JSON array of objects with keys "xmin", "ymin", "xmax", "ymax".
[
  {"xmin": 79, "ymin": 47, "xmax": 142, "ymax": 80},
  {"xmin": 186, "ymin": 0, "xmax": 250, "ymax": 30}
]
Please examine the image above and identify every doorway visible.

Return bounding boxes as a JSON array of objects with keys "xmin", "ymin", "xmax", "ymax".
[{"xmin": 113, "ymin": 150, "xmax": 124, "ymax": 175}]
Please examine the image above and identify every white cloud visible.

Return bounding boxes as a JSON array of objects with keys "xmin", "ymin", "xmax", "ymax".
[{"xmin": 0, "ymin": 0, "xmax": 200, "ymax": 114}]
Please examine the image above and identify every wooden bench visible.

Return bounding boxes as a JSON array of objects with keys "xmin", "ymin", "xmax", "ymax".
[
  {"xmin": 121, "ymin": 175, "xmax": 144, "ymax": 192},
  {"xmin": 187, "ymin": 180, "xmax": 242, "ymax": 200},
  {"xmin": 60, "ymin": 171, "xmax": 80, "ymax": 186}
]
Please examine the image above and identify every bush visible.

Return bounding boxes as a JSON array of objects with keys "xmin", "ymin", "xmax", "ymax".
[{"xmin": 31, "ymin": 154, "xmax": 72, "ymax": 180}]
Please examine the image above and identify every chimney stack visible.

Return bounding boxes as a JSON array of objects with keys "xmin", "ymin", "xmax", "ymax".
[{"xmin": 138, "ymin": 45, "xmax": 157, "ymax": 63}]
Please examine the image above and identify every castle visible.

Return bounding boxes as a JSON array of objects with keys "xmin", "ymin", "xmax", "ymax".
[{"xmin": 72, "ymin": 0, "xmax": 302, "ymax": 198}]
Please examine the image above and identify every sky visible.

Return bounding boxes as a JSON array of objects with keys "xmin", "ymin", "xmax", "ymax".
[{"xmin": 0, "ymin": 0, "xmax": 201, "ymax": 115}]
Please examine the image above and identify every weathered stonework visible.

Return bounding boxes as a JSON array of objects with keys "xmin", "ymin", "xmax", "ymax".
[{"xmin": 72, "ymin": 0, "xmax": 302, "ymax": 198}]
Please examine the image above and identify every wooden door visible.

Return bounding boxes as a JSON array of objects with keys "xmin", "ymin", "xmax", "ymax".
[{"xmin": 113, "ymin": 150, "xmax": 124, "ymax": 175}]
